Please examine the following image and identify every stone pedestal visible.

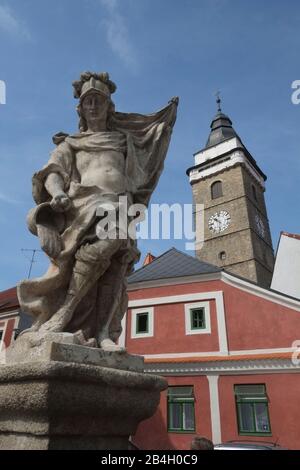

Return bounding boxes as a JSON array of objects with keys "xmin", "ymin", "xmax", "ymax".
[{"xmin": 0, "ymin": 334, "xmax": 167, "ymax": 450}]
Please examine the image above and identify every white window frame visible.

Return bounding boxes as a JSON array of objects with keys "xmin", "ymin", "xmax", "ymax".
[
  {"xmin": 184, "ymin": 301, "xmax": 211, "ymax": 335},
  {"xmin": 131, "ymin": 307, "xmax": 154, "ymax": 339}
]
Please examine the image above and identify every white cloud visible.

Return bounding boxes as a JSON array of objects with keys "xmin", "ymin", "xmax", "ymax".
[
  {"xmin": 100, "ymin": 0, "xmax": 118, "ymax": 11},
  {"xmin": 99, "ymin": 0, "xmax": 137, "ymax": 70},
  {"xmin": 0, "ymin": 191, "xmax": 20, "ymax": 204},
  {"xmin": 0, "ymin": 5, "xmax": 31, "ymax": 40}
]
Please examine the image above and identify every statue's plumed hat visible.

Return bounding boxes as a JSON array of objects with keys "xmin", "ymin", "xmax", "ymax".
[{"xmin": 72, "ymin": 72, "xmax": 116, "ymax": 101}]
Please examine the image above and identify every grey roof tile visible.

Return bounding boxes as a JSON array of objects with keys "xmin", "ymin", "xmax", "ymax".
[{"xmin": 128, "ymin": 248, "xmax": 221, "ymax": 284}]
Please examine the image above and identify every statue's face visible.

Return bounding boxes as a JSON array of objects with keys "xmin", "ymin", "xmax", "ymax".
[{"xmin": 81, "ymin": 92, "xmax": 110, "ymax": 126}]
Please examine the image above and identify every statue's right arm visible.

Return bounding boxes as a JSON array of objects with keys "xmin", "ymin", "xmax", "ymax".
[{"xmin": 45, "ymin": 173, "xmax": 72, "ymax": 212}]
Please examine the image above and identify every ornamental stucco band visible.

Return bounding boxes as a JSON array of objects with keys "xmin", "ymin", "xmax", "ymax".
[{"xmin": 145, "ymin": 359, "xmax": 300, "ymax": 375}]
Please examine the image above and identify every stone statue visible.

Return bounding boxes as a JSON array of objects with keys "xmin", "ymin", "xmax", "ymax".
[{"xmin": 17, "ymin": 71, "xmax": 178, "ymax": 352}]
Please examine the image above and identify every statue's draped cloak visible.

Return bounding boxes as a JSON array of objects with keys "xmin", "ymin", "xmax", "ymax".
[{"xmin": 17, "ymin": 101, "xmax": 177, "ymax": 338}]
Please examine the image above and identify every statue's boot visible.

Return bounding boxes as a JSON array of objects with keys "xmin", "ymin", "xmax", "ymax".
[
  {"xmin": 19, "ymin": 311, "xmax": 55, "ymax": 336},
  {"xmin": 97, "ymin": 263, "xmax": 129, "ymax": 353},
  {"xmin": 39, "ymin": 256, "xmax": 110, "ymax": 333},
  {"xmin": 100, "ymin": 338, "xmax": 126, "ymax": 352}
]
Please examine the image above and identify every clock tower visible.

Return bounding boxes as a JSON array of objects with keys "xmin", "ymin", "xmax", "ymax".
[{"xmin": 187, "ymin": 98, "xmax": 275, "ymax": 288}]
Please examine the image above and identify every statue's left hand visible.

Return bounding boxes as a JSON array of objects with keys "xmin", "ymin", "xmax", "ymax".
[{"xmin": 50, "ymin": 193, "xmax": 72, "ymax": 213}]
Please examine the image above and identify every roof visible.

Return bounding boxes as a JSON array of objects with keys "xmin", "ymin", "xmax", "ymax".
[
  {"xmin": 0, "ymin": 287, "xmax": 19, "ymax": 314},
  {"xmin": 205, "ymin": 111, "xmax": 240, "ymax": 149},
  {"xmin": 128, "ymin": 247, "xmax": 221, "ymax": 284},
  {"xmin": 187, "ymin": 109, "xmax": 267, "ymax": 181},
  {"xmin": 281, "ymin": 231, "xmax": 300, "ymax": 241},
  {"xmin": 0, "ymin": 286, "xmax": 32, "ymax": 330}
]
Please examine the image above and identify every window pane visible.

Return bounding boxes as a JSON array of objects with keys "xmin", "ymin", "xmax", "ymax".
[
  {"xmin": 235, "ymin": 384, "xmax": 266, "ymax": 398},
  {"xmin": 168, "ymin": 386, "xmax": 193, "ymax": 398},
  {"xmin": 136, "ymin": 313, "xmax": 148, "ymax": 333},
  {"xmin": 239, "ymin": 403, "xmax": 255, "ymax": 432},
  {"xmin": 169, "ymin": 403, "xmax": 181, "ymax": 430},
  {"xmin": 183, "ymin": 403, "xmax": 195, "ymax": 430},
  {"xmin": 191, "ymin": 308, "xmax": 205, "ymax": 329},
  {"xmin": 254, "ymin": 403, "xmax": 270, "ymax": 432}
]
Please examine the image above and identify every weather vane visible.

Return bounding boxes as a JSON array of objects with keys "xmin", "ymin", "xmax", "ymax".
[{"xmin": 215, "ymin": 90, "xmax": 222, "ymax": 112}]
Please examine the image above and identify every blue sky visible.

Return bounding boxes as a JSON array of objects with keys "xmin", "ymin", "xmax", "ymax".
[{"xmin": 0, "ymin": 0, "xmax": 299, "ymax": 290}]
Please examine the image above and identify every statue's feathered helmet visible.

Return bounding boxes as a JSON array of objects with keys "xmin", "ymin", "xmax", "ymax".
[
  {"xmin": 72, "ymin": 72, "xmax": 116, "ymax": 132},
  {"xmin": 72, "ymin": 71, "xmax": 117, "ymax": 102}
]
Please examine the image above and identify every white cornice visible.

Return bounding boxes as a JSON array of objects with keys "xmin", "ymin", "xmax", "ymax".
[
  {"xmin": 0, "ymin": 310, "xmax": 19, "ymax": 320},
  {"xmin": 144, "ymin": 359, "xmax": 300, "ymax": 375},
  {"xmin": 128, "ymin": 270, "xmax": 300, "ymax": 312},
  {"xmin": 128, "ymin": 291, "xmax": 220, "ymax": 309},
  {"xmin": 127, "ymin": 272, "xmax": 221, "ymax": 291}
]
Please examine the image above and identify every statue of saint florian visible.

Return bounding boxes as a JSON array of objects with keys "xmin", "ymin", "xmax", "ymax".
[{"xmin": 18, "ymin": 72, "xmax": 178, "ymax": 351}]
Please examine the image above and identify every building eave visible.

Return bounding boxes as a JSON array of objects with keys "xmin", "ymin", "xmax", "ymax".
[
  {"xmin": 127, "ymin": 272, "xmax": 222, "ymax": 291},
  {"xmin": 280, "ymin": 231, "xmax": 300, "ymax": 241},
  {"xmin": 0, "ymin": 309, "xmax": 20, "ymax": 320},
  {"xmin": 221, "ymin": 271, "xmax": 300, "ymax": 310},
  {"xmin": 128, "ymin": 269, "xmax": 300, "ymax": 312}
]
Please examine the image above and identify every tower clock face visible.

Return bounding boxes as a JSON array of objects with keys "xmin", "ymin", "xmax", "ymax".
[
  {"xmin": 255, "ymin": 214, "xmax": 265, "ymax": 238},
  {"xmin": 208, "ymin": 211, "xmax": 231, "ymax": 234}
]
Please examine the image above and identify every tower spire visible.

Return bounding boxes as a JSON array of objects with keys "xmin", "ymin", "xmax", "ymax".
[{"xmin": 204, "ymin": 94, "xmax": 238, "ymax": 149}]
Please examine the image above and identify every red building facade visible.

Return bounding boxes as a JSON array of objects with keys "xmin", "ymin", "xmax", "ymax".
[
  {"xmin": 0, "ymin": 287, "xmax": 20, "ymax": 352},
  {"xmin": 1, "ymin": 248, "xmax": 300, "ymax": 449},
  {"xmin": 121, "ymin": 248, "xmax": 300, "ymax": 450}
]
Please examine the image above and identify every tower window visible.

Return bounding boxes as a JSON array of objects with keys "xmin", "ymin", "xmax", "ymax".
[
  {"xmin": 252, "ymin": 185, "xmax": 257, "ymax": 201},
  {"xmin": 219, "ymin": 251, "xmax": 226, "ymax": 261},
  {"xmin": 211, "ymin": 181, "xmax": 223, "ymax": 199}
]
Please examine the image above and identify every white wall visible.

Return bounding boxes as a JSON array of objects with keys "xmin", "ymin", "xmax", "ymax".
[
  {"xmin": 271, "ymin": 234, "xmax": 300, "ymax": 299},
  {"xmin": 194, "ymin": 137, "xmax": 241, "ymax": 165}
]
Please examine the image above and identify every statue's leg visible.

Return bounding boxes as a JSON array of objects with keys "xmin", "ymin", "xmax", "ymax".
[
  {"xmin": 108, "ymin": 278, "xmax": 129, "ymax": 343},
  {"xmin": 96, "ymin": 261, "xmax": 128, "ymax": 352},
  {"xmin": 39, "ymin": 239, "xmax": 125, "ymax": 333}
]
